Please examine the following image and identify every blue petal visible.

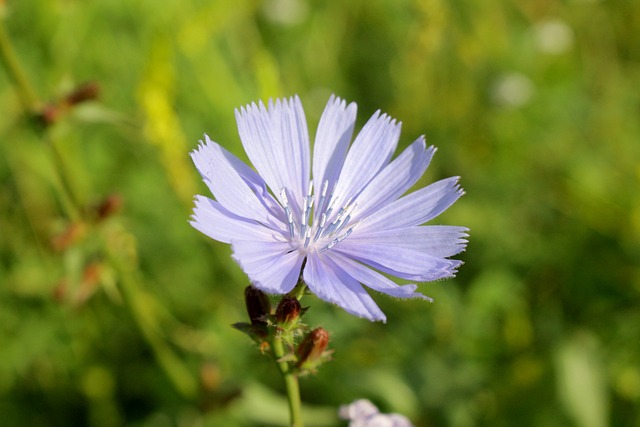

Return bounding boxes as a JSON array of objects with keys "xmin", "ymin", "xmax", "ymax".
[
  {"xmin": 232, "ymin": 240, "xmax": 304, "ymax": 294},
  {"xmin": 351, "ymin": 138, "xmax": 435, "ymax": 221},
  {"xmin": 190, "ymin": 195, "xmax": 284, "ymax": 243},
  {"xmin": 349, "ymin": 226, "xmax": 468, "ymax": 258},
  {"xmin": 191, "ymin": 137, "xmax": 276, "ymax": 223},
  {"xmin": 328, "ymin": 252, "xmax": 432, "ymax": 301},
  {"xmin": 304, "ymin": 253, "xmax": 386, "ymax": 322},
  {"xmin": 312, "ymin": 95, "xmax": 357, "ymax": 195},
  {"xmin": 329, "ymin": 110, "xmax": 401, "ymax": 210},
  {"xmin": 358, "ymin": 176, "xmax": 464, "ymax": 232},
  {"xmin": 235, "ymin": 96, "xmax": 311, "ymax": 211},
  {"xmin": 334, "ymin": 240, "xmax": 462, "ymax": 282}
]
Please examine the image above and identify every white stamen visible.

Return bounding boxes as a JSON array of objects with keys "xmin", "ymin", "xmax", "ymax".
[
  {"xmin": 302, "ymin": 197, "xmax": 309, "ymax": 215},
  {"xmin": 281, "ymin": 188, "xmax": 295, "ymax": 239},
  {"xmin": 279, "ymin": 182, "xmax": 358, "ymax": 253},
  {"xmin": 303, "ymin": 228, "xmax": 312, "ymax": 248},
  {"xmin": 318, "ymin": 225, "xmax": 356, "ymax": 253},
  {"xmin": 313, "ymin": 213, "xmax": 327, "ymax": 242},
  {"xmin": 286, "ymin": 209, "xmax": 294, "ymax": 239},
  {"xmin": 333, "ymin": 202, "xmax": 357, "ymax": 235},
  {"xmin": 319, "ymin": 212, "xmax": 328, "ymax": 227},
  {"xmin": 315, "ymin": 180, "xmax": 329, "ymax": 218},
  {"xmin": 336, "ymin": 228, "xmax": 353, "ymax": 242},
  {"xmin": 322, "ymin": 207, "xmax": 333, "ymax": 231},
  {"xmin": 301, "ymin": 195, "xmax": 309, "ymax": 238},
  {"xmin": 318, "ymin": 241, "xmax": 336, "ymax": 253},
  {"xmin": 305, "ymin": 195, "xmax": 315, "ymax": 219},
  {"xmin": 322, "ymin": 202, "xmax": 351, "ymax": 238}
]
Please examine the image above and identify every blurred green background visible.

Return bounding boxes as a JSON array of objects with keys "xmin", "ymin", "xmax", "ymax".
[{"xmin": 1, "ymin": 0, "xmax": 639, "ymax": 426}]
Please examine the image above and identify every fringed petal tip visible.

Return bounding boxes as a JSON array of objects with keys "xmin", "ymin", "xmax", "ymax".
[
  {"xmin": 191, "ymin": 134, "xmax": 214, "ymax": 155},
  {"xmin": 321, "ymin": 293, "xmax": 388, "ymax": 323},
  {"xmin": 235, "ymin": 95, "xmax": 303, "ymax": 117},
  {"xmin": 451, "ymin": 176, "xmax": 466, "ymax": 197},
  {"xmin": 377, "ymin": 284, "xmax": 434, "ymax": 303},
  {"xmin": 326, "ymin": 93, "xmax": 354, "ymax": 110}
]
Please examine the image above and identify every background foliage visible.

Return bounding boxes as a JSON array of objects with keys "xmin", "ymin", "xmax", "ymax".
[{"xmin": 1, "ymin": 0, "xmax": 639, "ymax": 426}]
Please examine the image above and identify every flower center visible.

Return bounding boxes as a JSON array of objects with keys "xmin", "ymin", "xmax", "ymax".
[{"xmin": 280, "ymin": 180, "xmax": 359, "ymax": 253}]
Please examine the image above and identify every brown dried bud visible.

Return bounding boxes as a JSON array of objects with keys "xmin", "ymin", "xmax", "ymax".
[
  {"xmin": 39, "ymin": 104, "xmax": 60, "ymax": 126},
  {"xmin": 64, "ymin": 81, "xmax": 100, "ymax": 106},
  {"xmin": 36, "ymin": 81, "xmax": 101, "ymax": 127},
  {"xmin": 51, "ymin": 222, "xmax": 87, "ymax": 251},
  {"xmin": 275, "ymin": 296, "xmax": 301, "ymax": 326},
  {"xmin": 95, "ymin": 194, "xmax": 123, "ymax": 220},
  {"xmin": 244, "ymin": 286, "xmax": 271, "ymax": 325},
  {"xmin": 73, "ymin": 261, "xmax": 103, "ymax": 306},
  {"xmin": 296, "ymin": 327, "xmax": 329, "ymax": 368}
]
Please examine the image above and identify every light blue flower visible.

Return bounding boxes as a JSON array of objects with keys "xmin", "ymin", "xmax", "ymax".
[{"xmin": 191, "ymin": 95, "xmax": 467, "ymax": 322}]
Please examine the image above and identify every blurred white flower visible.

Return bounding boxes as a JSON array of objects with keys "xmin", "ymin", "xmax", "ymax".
[
  {"xmin": 533, "ymin": 18, "xmax": 575, "ymax": 55},
  {"xmin": 339, "ymin": 399, "xmax": 414, "ymax": 427},
  {"xmin": 261, "ymin": 0, "xmax": 308, "ymax": 25},
  {"xmin": 339, "ymin": 399, "xmax": 379, "ymax": 420},
  {"xmin": 491, "ymin": 73, "xmax": 535, "ymax": 108}
]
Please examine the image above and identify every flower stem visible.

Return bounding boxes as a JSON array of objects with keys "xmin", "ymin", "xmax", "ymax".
[
  {"xmin": 0, "ymin": 20, "xmax": 41, "ymax": 113},
  {"xmin": 271, "ymin": 334, "xmax": 304, "ymax": 427},
  {"xmin": 287, "ymin": 280, "xmax": 308, "ymax": 301}
]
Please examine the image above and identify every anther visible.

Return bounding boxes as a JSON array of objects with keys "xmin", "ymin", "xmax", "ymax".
[
  {"xmin": 303, "ymin": 228, "xmax": 312, "ymax": 248},
  {"xmin": 286, "ymin": 209, "xmax": 294, "ymax": 239},
  {"xmin": 313, "ymin": 213, "xmax": 327, "ymax": 242},
  {"xmin": 336, "ymin": 228, "xmax": 353, "ymax": 242},
  {"xmin": 301, "ymin": 195, "xmax": 309, "ymax": 238},
  {"xmin": 318, "ymin": 241, "xmax": 335, "ymax": 253},
  {"xmin": 318, "ymin": 226, "xmax": 355, "ymax": 253},
  {"xmin": 281, "ymin": 188, "xmax": 295, "ymax": 239},
  {"xmin": 307, "ymin": 181, "xmax": 314, "ymax": 198},
  {"xmin": 315, "ymin": 180, "xmax": 329, "ymax": 217},
  {"xmin": 321, "ymin": 205, "xmax": 347, "ymax": 238},
  {"xmin": 333, "ymin": 202, "xmax": 357, "ymax": 235}
]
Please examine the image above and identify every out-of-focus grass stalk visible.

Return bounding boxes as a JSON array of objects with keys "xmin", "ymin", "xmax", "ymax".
[
  {"xmin": 0, "ymin": 20, "xmax": 40, "ymax": 113},
  {"xmin": 0, "ymin": 19, "xmax": 81, "ymax": 220},
  {"xmin": 106, "ymin": 242, "xmax": 197, "ymax": 399},
  {"xmin": 0, "ymin": 18, "xmax": 197, "ymax": 400},
  {"xmin": 44, "ymin": 133, "xmax": 82, "ymax": 221}
]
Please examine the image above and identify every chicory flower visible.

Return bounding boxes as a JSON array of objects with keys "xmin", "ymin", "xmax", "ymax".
[{"xmin": 191, "ymin": 95, "xmax": 467, "ymax": 322}]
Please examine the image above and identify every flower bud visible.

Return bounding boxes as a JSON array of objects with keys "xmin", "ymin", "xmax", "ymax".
[
  {"xmin": 64, "ymin": 81, "xmax": 100, "ymax": 106},
  {"xmin": 296, "ymin": 327, "xmax": 329, "ymax": 368},
  {"xmin": 37, "ymin": 81, "xmax": 101, "ymax": 126},
  {"xmin": 275, "ymin": 296, "xmax": 301, "ymax": 326},
  {"xmin": 95, "ymin": 193, "xmax": 123, "ymax": 221},
  {"xmin": 244, "ymin": 286, "xmax": 271, "ymax": 325}
]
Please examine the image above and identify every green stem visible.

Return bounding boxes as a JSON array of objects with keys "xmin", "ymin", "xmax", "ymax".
[
  {"xmin": 271, "ymin": 334, "xmax": 304, "ymax": 427},
  {"xmin": 287, "ymin": 281, "xmax": 307, "ymax": 301},
  {"xmin": 0, "ymin": 20, "xmax": 41, "ymax": 113}
]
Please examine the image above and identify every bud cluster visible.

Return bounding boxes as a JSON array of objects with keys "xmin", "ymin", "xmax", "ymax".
[{"xmin": 233, "ymin": 285, "xmax": 332, "ymax": 376}]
